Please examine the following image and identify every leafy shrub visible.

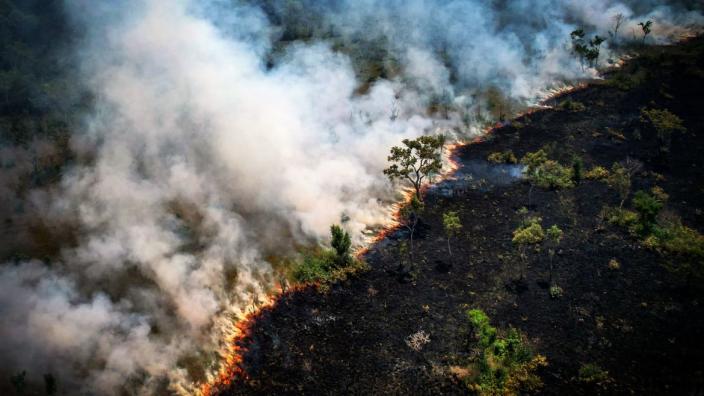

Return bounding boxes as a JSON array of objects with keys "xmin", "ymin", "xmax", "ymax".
[
  {"xmin": 608, "ymin": 258, "xmax": 621, "ymax": 270},
  {"xmin": 291, "ymin": 239, "xmax": 367, "ymax": 286},
  {"xmin": 513, "ymin": 217, "xmax": 545, "ymax": 245},
  {"xmin": 558, "ymin": 99, "xmax": 586, "ymax": 112},
  {"xmin": 330, "ymin": 224, "xmax": 352, "ymax": 266},
  {"xmin": 465, "ymin": 309, "xmax": 547, "ymax": 395},
  {"xmin": 585, "ymin": 166, "xmax": 609, "ymax": 180},
  {"xmin": 533, "ymin": 160, "xmax": 575, "ymax": 189},
  {"xmin": 488, "ymin": 150, "xmax": 518, "ymax": 164},
  {"xmin": 601, "ymin": 206, "xmax": 639, "ymax": 227},
  {"xmin": 571, "ymin": 157, "xmax": 583, "ymax": 183},
  {"xmin": 549, "ymin": 285, "xmax": 564, "ymax": 299},
  {"xmin": 632, "ymin": 190, "xmax": 663, "ymax": 233},
  {"xmin": 292, "ymin": 249, "xmax": 338, "ymax": 283},
  {"xmin": 640, "ymin": 108, "xmax": 686, "ymax": 138},
  {"xmin": 578, "ymin": 363, "xmax": 611, "ymax": 385},
  {"xmin": 646, "ymin": 217, "xmax": 704, "ymax": 282}
]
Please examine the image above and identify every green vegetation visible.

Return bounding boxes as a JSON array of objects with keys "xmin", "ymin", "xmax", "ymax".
[
  {"xmin": 521, "ymin": 148, "xmax": 576, "ymax": 206},
  {"xmin": 608, "ymin": 258, "xmax": 621, "ymax": 270},
  {"xmin": 632, "ymin": 190, "xmax": 663, "ymax": 234},
  {"xmin": 384, "ymin": 135, "xmax": 445, "ymax": 201},
  {"xmin": 443, "ymin": 210, "xmax": 462, "ymax": 257},
  {"xmin": 602, "ymin": 183, "xmax": 704, "ymax": 285},
  {"xmin": 487, "ymin": 150, "xmax": 518, "ymax": 164},
  {"xmin": 578, "ymin": 363, "xmax": 611, "ymax": 386},
  {"xmin": 531, "ymin": 160, "xmax": 575, "ymax": 189},
  {"xmin": 557, "ymin": 99, "xmax": 586, "ymax": 112},
  {"xmin": 570, "ymin": 29, "xmax": 605, "ymax": 69},
  {"xmin": 330, "ymin": 224, "xmax": 352, "ymax": 266},
  {"xmin": 606, "ymin": 160, "xmax": 642, "ymax": 208},
  {"xmin": 292, "ymin": 225, "xmax": 366, "ymax": 285},
  {"xmin": 464, "ymin": 309, "xmax": 547, "ymax": 395},
  {"xmin": 571, "ymin": 157, "xmax": 583, "ymax": 184},
  {"xmin": 640, "ymin": 108, "xmax": 686, "ymax": 152},
  {"xmin": 549, "ymin": 285, "xmax": 564, "ymax": 299},
  {"xmin": 512, "ymin": 215, "xmax": 545, "ymax": 280},
  {"xmin": 546, "ymin": 225, "xmax": 563, "ymax": 284},
  {"xmin": 399, "ymin": 195, "xmax": 424, "ymax": 265},
  {"xmin": 584, "ymin": 166, "xmax": 609, "ymax": 180}
]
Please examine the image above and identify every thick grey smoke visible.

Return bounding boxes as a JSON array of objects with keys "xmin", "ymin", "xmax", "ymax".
[{"xmin": 0, "ymin": 0, "xmax": 700, "ymax": 394}]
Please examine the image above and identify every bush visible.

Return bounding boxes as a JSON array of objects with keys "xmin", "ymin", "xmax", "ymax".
[
  {"xmin": 533, "ymin": 160, "xmax": 574, "ymax": 189},
  {"xmin": 465, "ymin": 309, "xmax": 547, "ymax": 395},
  {"xmin": 632, "ymin": 190, "xmax": 663, "ymax": 233},
  {"xmin": 488, "ymin": 150, "xmax": 518, "ymax": 164},
  {"xmin": 571, "ymin": 157, "xmax": 583, "ymax": 183},
  {"xmin": 549, "ymin": 285, "xmax": 564, "ymax": 299},
  {"xmin": 291, "ymin": 248, "xmax": 368, "ymax": 285},
  {"xmin": 292, "ymin": 249, "xmax": 338, "ymax": 283},
  {"xmin": 640, "ymin": 108, "xmax": 686, "ymax": 139},
  {"xmin": 585, "ymin": 166, "xmax": 610, "ymax": 180},
  {"xmin": 646, "ymin": 217, "xmax": 704, "ymax": 282},
  {"xmin": 608, "ymin": 258, "xmax": 621, "ymax": 270},
  {"xmin": 601, "ymin": 206, "xmax": 639, "ymax": 227},
  {"xmin": 513, "ymin": 217, "xmax": 545, "ymax": 245},
  {"xmin": 558, "ymin": 99, "xmax": 586, "ymax": 112},
  {"xmin": 578, "ymin": 363, "xmax": 611, "ymax": 385},
  {"xmin": 330, "ymin": 224, "xmax": 352, "ymax": 266}
]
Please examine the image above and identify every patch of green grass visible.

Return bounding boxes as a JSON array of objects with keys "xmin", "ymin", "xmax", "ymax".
[{"xmin": 291, "ymin": 248, "xmax": 368, "ymax": 286}]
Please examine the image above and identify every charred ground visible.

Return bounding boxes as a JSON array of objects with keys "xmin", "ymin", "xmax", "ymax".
[{"xmin": 219, "ymin": 38, "xmax": 704, "ymax": 395}]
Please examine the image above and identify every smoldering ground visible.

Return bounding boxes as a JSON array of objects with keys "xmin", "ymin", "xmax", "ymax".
[{"xmin": 0, "ymin": 0, "xmax": 701, "ymax": 394}]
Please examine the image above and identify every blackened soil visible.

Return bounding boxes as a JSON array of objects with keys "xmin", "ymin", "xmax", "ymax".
[{"xmin": 219, "ymin": 37, "xmax": 704, "ymax": 395}]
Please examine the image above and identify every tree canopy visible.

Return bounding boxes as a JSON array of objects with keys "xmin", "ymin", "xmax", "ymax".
[{"xmin": 384, "ymin": 135, "xmax": 445, "ymax": 201}]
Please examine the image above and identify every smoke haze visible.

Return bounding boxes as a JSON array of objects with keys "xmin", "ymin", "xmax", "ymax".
[{"xmin": 0, "ymin": 0, "xmax": 701, "ymax": 394}]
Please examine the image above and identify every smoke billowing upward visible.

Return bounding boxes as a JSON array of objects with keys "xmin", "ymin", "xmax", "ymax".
[{"xmin": 0, "ymin": 0, "xmax": 701, "ymax": 394}]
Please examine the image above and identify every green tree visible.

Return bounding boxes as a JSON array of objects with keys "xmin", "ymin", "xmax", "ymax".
[
  {"xmin": 330, "ymin": 224, "xmax": 351, "ymax": 266},
  {"xmin": 521, "ymin": 148, "xmax": 548, "ymax": 206},
  {"xmin": 571, "ymin": 30, "xmax": 605, "ymax": 69},
  {"xmin": 607, "ymin": 163, "xmax": 630, "ymax": 209},
  {"xmin": 512, "ymin": 217, "xmax": 545, "ymax": 280},
  {"xmin": 521, "ymin": 149, "xmax": 574, "ymax": 206},
  {"xmin": 384, "ymin": 135, "xmax": 445, "ymax": 201},
  {"xmin": 546, "ymin": 225, "xmax": 563, "ymax": 284},
  {"xmin": 607, "ymin": 159, "xmax": 642, "ymax": 209},
  {"xmin": 399, "ymin": 195, "xmax": 424, "ymax": 265},
  {"xmin": 443, "ymin": 210, "xmax": 462, "ymax": 257},
  {"xmin": 572, "ymin": 156, "xmax": 583, "ymax": 184},
  {"xmin": 632, "ymin": 190, "xmax": 663, "ymax": 233},
  {"xmin": 640, "ymin": 108, "xmax": 686, "ymax": 153}
]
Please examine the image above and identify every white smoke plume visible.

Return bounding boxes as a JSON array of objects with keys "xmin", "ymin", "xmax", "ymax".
[{"xmin": 0, "ymin": 0, "xmax": 701, "ymax": 394}]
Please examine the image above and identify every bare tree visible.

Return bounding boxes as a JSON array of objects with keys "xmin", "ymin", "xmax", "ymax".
[{"xmin": 609, "ymin": 13, "xmax": 625, "ymax": 43}]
